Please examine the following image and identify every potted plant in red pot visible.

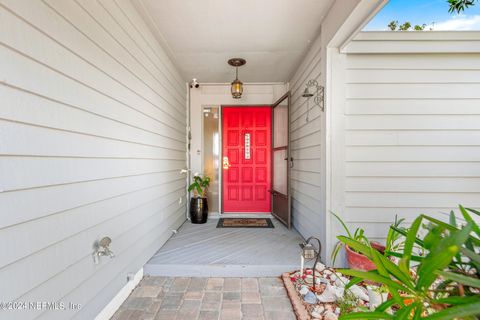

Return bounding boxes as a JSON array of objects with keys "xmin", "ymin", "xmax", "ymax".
[
  {"xmin": 188, "ymin": 174, "xmax": 210, "ymax": 224},
  {"xmin": 331, "ymin": 212, "xmax": 386, "ymax": 271},
  {"xmin": 337, "ymin": 205, "xmax": 480, "ymax": 319}
]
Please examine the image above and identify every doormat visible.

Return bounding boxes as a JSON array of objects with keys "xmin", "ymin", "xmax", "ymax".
[{"xmin": 216, "ymin": 218, "xmax": 274, "ymax": 228}]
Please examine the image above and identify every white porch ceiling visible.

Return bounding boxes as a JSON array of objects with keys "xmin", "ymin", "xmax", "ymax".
[{"xmin": 134, "ymin": 0, "xmax": 335, "ymax": 83}]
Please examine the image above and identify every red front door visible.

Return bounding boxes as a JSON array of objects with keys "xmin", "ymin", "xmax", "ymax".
[{"xmin": 222, "ymin": 107, "xmax": 272, "ymax": 212}]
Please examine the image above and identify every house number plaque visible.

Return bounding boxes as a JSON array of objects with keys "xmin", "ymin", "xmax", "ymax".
[{"xmin": 244, "ymin": 133, "xmax": 251, "ymax": 160}]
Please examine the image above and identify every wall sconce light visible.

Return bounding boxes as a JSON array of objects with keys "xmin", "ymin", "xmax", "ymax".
[
  {"xmin": 302, "ymin": 79, "xmax": 324, "ymax": 122},
  {"xmin": 299, "ymin": 236, "xmax": 322, "ymax": 291}
]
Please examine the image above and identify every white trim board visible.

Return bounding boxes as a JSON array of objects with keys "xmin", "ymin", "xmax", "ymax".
[
  {"xmin": 343, "ymin": 31, "xmax": 480, "ymax": 54},
  {"xmin": 94, "ymin": 268, "xmax": 143, "ymax": 320}
]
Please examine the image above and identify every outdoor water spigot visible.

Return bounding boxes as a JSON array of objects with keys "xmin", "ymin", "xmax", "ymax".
[{"xmin": 93, "ymin": 237, "xmax": 115, "ymax": 264}]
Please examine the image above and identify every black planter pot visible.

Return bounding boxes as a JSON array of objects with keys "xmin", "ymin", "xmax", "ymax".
[{"xmin": 190, "ymin": 197, "xmax": 208, "ymax": 224}]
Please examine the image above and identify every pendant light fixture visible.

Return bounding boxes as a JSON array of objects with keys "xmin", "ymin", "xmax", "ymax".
[{"xmin": 228, "ymin": 58, "xmax": 246, "ymax": 99}]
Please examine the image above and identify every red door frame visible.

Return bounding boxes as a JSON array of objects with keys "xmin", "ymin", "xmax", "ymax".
[{"xmin": 221, "ymin": 105, "xmax": 272, "ymax": 213}]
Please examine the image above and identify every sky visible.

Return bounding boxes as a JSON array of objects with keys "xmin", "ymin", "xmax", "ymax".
[{"xmin": 364, "ymin": 0, "xmax": 480, "ymax": 30}]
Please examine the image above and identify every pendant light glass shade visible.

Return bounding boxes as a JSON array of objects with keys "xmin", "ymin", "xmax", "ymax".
[{"xmin": 231, "ymin": 76, "xmax": 243, "ymax": 99}]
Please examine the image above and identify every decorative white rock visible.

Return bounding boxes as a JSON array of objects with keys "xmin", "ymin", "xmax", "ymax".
[
  {"xmin": 331, "ymin": 272, "xmax": 343, "ymax": 280},
  {"xmin": 348, "ymin": 285, "xmax": 369, "ymax": 302},
  {"xmin": 314, "ymin": 305, "xmax": 325, "ymax": 314},
  {"xmin": 299, "ymin": 285, "xmax": 310, "ymax": 295},
  {"xmin": 316, "ymin": 284, "xmax": 344, "ymax": 303},
  {"xmin": 367, "ymin": 286, "xmax": 388, "ymax": 310},
  {"xmin": 324, "ymin": 311, "xmax": 338, "ymax": 320},
  {"xmin": 315, "ymin": 263, "xmax": 327, "ymax": 272},
  {"xmin": 334, "ymin": 276, "xmax": 349, "ymax": 288}
]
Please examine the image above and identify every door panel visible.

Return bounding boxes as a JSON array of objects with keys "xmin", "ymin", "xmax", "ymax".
[
  {"xmin": 273, "ymin": 149, "xmax": 287, "ymax": 195},
  {"xmin": 272, "ymin": 93, "xmax": 291, "ymax": 228},
  {"xmin": 273, "ymin": 105, "xmax": 288, "ymax": 148},
  {"xmin": 222, "ymin": 107, "xmax": 272, "ymax": 212}
]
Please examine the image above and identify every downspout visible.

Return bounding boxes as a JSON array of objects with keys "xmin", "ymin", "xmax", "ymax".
[{"xmin": 186, "ymin": 83, "xmax": 191, "ymax": 221}]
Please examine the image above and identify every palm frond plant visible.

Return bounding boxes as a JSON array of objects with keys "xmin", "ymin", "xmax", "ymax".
[
  {"xmin": 188, "ymin": 174, "xmax": 210, "ymax": 198},
  {"xmin": 331, "ymin": 212, "xmax": 371, "ymax": 265},
  {"xmin": 385, "ymin": 215, "xmax": 407, "ymax": 254},
  {"xmin": 330, "ymin": 212, "xmax": 390, "ymax": 272},
  {"xmin": 337, "ymin": 205, "xmax": 480, "ymax": 319}
]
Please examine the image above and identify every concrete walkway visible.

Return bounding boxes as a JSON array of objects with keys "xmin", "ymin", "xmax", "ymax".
[{"xmin": 111, "ymin": 276, "xmax": 296, "ymax": 320}]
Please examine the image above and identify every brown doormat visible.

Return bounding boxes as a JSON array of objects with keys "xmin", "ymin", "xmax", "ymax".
[{"xmin": 216, "ymin": 218, "xmax": 274, "ymax": 228}]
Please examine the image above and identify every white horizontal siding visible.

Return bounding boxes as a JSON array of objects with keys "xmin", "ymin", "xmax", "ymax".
[
  {"xmin": 288, "ymin": 31, "xmax": 326, "ymax": 257},
  {"xmin": 0, "ymin": 0, "xmax": 186, "ymax": 319},
  {"xmin": 339, "ymin": 33, "xmax": 480, "ymax": 243}
]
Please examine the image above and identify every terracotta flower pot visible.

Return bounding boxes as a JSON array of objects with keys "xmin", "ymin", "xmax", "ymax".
[
  {"xmin": 370, "ymin": 241, "xmax": 386, "ymax": 254},
  {"xmin": 345, "ymin": 241, "xmax": 386, "ymax": 271}
]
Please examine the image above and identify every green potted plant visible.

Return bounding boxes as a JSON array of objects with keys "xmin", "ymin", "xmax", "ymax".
[
  {"xmin": 331, "ymin": 212, "xmax": 386, "ymax": 271},
  {"xmin": 337, "ymin": 205, "xmax": 480, "ymax": 319},
  {"xmin": 188, "ymin": 174, "xmax": 210, "ymax": 224}
]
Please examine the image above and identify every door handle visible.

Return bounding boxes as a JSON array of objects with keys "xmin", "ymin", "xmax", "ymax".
[{"xmin": 284, "ymin": 156, "xmax": 294, "ymax": 168}]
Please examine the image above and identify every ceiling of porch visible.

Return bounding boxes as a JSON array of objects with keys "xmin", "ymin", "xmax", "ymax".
[{"xmin": 133, "ymin": 0, "xmax": 335, "ymax": 83}]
